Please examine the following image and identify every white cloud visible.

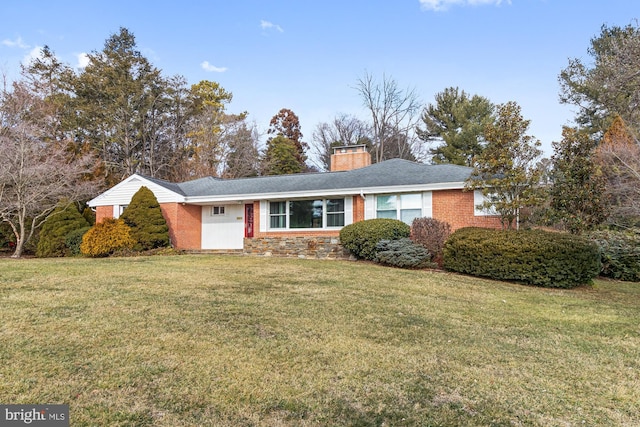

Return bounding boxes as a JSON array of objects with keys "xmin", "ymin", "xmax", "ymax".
[
  {"xmin": 260, "ymin": 20, "xmax": 284, "ymax": 33},
  {"xmin": 419, "ymin": 0, "xmax": 510, "ymax": 12},
  {"xmin": 76, "ymin": 52, "xmax": 90, "ymax": 69},
  {"xmin": 201, "ymin": 61, "xmax": 227, "ymax": 73},
  {"xmin": 22, "ymin": 46, "xmax": 44, "ymax": 65},
  {"xmin": 2, "ymin": 36, "xmax": 29, "ymax": 49}
]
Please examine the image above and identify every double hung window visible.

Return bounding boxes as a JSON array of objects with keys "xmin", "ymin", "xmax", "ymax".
[
  {"xmin": 376, "ymin": 194, "xmax": 422, "ymax": 224},
  {"xmin": 269, "ymin": 199, "xmax": 345, "ymax": 229}
]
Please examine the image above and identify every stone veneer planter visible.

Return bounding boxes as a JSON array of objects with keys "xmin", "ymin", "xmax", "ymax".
[{"xmin": 243, "ymin": 237, "xmax": 352, "ymax": 259}]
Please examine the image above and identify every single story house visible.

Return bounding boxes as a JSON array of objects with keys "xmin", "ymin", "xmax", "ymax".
[{"xmin": 87, "ymin": 145, "xmax": 502, "ymax": 257}]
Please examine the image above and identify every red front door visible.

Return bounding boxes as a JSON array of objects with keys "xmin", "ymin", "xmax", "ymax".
[{"xmin": 244, "ymin": 204, "xmax": 254, "ymax": 238}]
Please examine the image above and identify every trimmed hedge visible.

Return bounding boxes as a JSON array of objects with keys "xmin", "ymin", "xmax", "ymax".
[
  {"xmin": 375, "ymin": 238, "xmax": 434, "ymax": 269},
  {"xmin": 443, "ymin": 227, "xmax": 601, "ymax": 288},
  {"xmin": 339, "ymin": 218, "xmax": 410, "ymax": 260},
  {"xmin": 588, "ymin": 229, "xmax": 640, "ymax": 282}
]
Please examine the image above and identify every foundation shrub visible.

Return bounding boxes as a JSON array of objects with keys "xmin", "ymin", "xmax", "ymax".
[
  {"xmin": 120, "ymin": 186, "xmax": 170, "ymax": 251},
  {"xmin": 588, "ymin": 229, "xmax": 640, "ymax": 282},
  {"xmin": 375, "ymin": 238, "xmax": 434, "ymax": 269},
  {"xmin": 410, "ymin": 217, "xmax": 451, "ymax": 267},
  {"xmin": 80, "ymin": 218, "xmax": 136, "ymax": 257},
  {"xmin": 443, "ymin": 227, "xmax": 600, "ymax": 288},
  {"xmin": 36, "ymin": 202, "xmax": 90, "ymax": 257},
  {"xmin": 65, "ymin": 226, "xmax": 91, "ymax": 256},
  {"xmin": 339, "ymin": 218, "xmax": 410, "ymax": 260}
]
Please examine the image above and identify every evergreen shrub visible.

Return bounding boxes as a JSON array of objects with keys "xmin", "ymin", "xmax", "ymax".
[
  {"xmin": 410, "ymin": 217, "xmax": 451, "ymax": 267},
  {"xmin": 65, "ymin": 226, "xmax": 91, "ymax": 256},
  {"xmin": 375, "ymin": 238, "xmax": 434, "ymax": 269},
  {"xmin": 339, "ymin": 218, "xmax": 410, "ymax": 260},
  {"xmin": 443, "ymin": 227, "xmax": 600, "ymax": 288},
  {"xmin": 36, "ymin": 202, "xmax": 90, "ymax": 257},
  {"xmin": 588, "ymin": 229, "xmax": 640, "ymax": 282},
  {"xmin": 120, "ymin": 186, "xmax": 170, "ymax": 251},
  {"xmin": 80, "ymin": 218, "xmax": 136, "ymax": 257}
]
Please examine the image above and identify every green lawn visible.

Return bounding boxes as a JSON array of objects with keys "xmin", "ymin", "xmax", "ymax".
[{"xmin": 0, "ymin": 255, "xmax": 638, "ymax": 426}]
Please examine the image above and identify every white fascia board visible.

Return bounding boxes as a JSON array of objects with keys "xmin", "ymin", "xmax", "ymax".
[
  {"xmin": 183, "ymin": 182, "xmax": 467, "ymax": 204},
  {"xmin": 87, "ymin": 174, "xmax": 186, "ymax": 207}
]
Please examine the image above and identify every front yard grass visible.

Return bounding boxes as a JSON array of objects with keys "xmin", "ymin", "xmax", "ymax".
[{"xmin": 0, "ymin": 255, "xmax": 638, "ymax": 426}]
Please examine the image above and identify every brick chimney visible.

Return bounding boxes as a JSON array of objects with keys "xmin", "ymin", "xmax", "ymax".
[{"xmin": 330, "ymin": 145, "xmax": 372, "ymax": 172}]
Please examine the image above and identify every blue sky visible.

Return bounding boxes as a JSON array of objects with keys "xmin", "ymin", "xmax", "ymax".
[{"xmin": 1, "ymin": 0, "xmax": 638, "ymax": 158}]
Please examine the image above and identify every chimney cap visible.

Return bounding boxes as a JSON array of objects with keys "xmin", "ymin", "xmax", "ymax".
[{"xmin": 332, "ymin": 144, "xmax": 368, "ymax": 154}]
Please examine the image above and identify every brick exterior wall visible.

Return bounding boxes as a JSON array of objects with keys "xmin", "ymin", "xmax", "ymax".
[
  {"xmin": 160, "ymin": 203, "xmax": 201, "ymax": 250},
  {"xmin": 92, "ymin": 203, "xmax": 202, "ymax": 250},
  {"xmin": 95, "ymin": 206, "xmax": 112, "ymax": 224},
  {"xmin": 432, "ymin": 190, "xmax": 503, "ymax": 230}
]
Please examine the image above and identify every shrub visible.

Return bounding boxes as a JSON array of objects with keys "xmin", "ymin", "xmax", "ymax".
[
  {"xmin": 80, "ymin": 218, "xmax": 136, "ymax": 257},
  {"xmin": 120, "ymin": 186, "xmax": 170, "ymax": 251},
  {"xmin": 410, "ymin": 217, "xmax": 451, "ymax": 267},
  {"xmin": 588, "ymin": 229, "xmax": 640, "ymax": 282},
  {"xmin": 443, "ymin": 227, "xmax": 601, "ymax": 288},
  {"xmin": 340, "ymin": 218, "xmax": 410, "ymax": 260},
  {"xmin": 375, "ymin": 238, "xmax": 434, "ymax": 269},
  {"xmin": 65, "ymin": 226, "xmax": 91, "ymax": 256},
  {"xmin": 36, "ymin": 202, "xmax": 90, "ymax": 257}
]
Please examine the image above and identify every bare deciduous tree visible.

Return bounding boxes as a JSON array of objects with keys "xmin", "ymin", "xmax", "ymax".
[
  {"xmin": 0, "ymin": 79, "xmax": 97, "ymax": 257},
  {"xmin": 354, "ymin": 72, "xmax": 422, "ymax": 163},
  {"xmin": 310, "ymin": 113, "xmax": 371, "ymax": 171}
]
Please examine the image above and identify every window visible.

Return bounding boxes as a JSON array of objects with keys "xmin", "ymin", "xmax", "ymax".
[
  {"xmin": 268, "ymin": 199, "xmax": 345, "ymax": 229},
  {"xmin": 270, "ymin": 201, "xmax": 286, "ymax": 228},
  {"xmin": 326, "ymin": 199, "xmax": 345, "ymax": 227},
  {"xmin": 117, "ymin": 205, "xmax": 128, "ymax": 218},
  {"xmin": 376, "ymin": 194, "xmax": 422, "ymax": 225},
  {"xmin": 211, "ymin": 206, "xmax": 226, "ymax": 216}
]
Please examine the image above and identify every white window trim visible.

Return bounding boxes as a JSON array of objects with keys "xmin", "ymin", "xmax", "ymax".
[
  {"xmin": 266, "ymin": 198, "xmax": 349, "ymax": 231},
  {"xmin": 210, "ymin": 205, "xmax": 226, "ymax": 216},
  {"xmin": 372, "ymin": 192, "xmax": 429, "ymax": 223},
  {"xmin": 474, "ymin": 190, "xmax": 498, "ymax": 216}
]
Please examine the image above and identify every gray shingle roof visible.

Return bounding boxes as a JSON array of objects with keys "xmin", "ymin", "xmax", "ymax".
[{"xmin": 140, "ymin": 159, "xmax": 472, "ymax": 198}]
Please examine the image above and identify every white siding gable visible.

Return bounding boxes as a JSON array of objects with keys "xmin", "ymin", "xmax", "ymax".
[{"xmin": 88, "ymin": 175, "xmax": 184, "ymax": 207}]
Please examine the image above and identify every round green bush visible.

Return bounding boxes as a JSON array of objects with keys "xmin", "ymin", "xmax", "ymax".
[
  {"xmin": 588, "ymin": 229, "xmax": 640, "ymax": 282},
  {"xmin": 443, "ymin": 227, "xmax": 601, "ymax": 288},
  {"xmin": 339, "ymin": 218, "xmax": 410, "ymax": 260},
  {"xmin": 375, "ymin": 238, "xmax": 434, "ymax": 269},
  {"xmin": 36, "ymin": 202, "xmax": 90, "ymax": 257}
]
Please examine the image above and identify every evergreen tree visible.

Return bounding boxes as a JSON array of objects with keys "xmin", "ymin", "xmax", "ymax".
[
  {"xmin": 418, "ymin": 87, "xmax": 494, "ymax": 166},
  {"xmin": 550, "ymin": 127, "xmax": 609, "ymax": 234},
  {"xmin": 120, "ymin": 186, "xmax": 170, "ymax": 251},
  {"xmin": 262, "ymin": 135, "xmax": 303, "ymax": 175},
  {"xmin": 36, "ymin": 202, "xmax": 90, "ymax": 257}
]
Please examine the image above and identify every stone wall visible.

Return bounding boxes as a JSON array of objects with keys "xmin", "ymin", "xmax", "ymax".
[{"xmin": 243, "ymin": 236, "xmax": 351, "ymax": 259}]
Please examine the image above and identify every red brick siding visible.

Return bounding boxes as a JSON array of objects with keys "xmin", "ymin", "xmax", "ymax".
[
  {"xmin": 95, "ymin": 206, "xmax": 112, "ymax": 224},
  {"xmin": 432, "ymin": 190, "xmax": 503, "ymax": 231},
  {"xmin": 160, "ymin": 203, "xmax": 201, "ymax": 250}
]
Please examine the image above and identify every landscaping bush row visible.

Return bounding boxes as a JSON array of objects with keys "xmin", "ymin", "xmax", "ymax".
[
  {"xmin": 443, "ymin": 227, "xmax": 601, "ymax": 288},
  {"xmin": 36, "ymin": 186, "xmax": 171, "ymax": 258},
  {"xmin": 588, "ymin": 229, "xmax": 640, "ymax": 282}
]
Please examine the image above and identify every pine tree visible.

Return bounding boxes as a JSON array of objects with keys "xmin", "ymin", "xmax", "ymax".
[{"xmin": 120, "ymin": 186, "xmax": 170, "ymax": 251}]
